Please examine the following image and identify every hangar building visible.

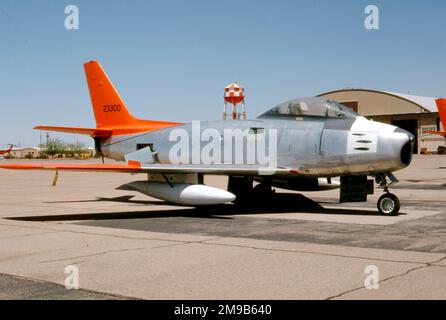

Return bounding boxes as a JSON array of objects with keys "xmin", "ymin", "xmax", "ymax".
[
  {"xmin": 318, "ymin": 89, "xmax": 445, "ymax": 154},
  {"xmin": 9, "ymin": 147, "xmax": 40, "ymax": 159}
]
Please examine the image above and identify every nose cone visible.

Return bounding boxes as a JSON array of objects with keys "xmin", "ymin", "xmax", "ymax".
[
  {"xmin": 394, "ymin": 128, "xmax": 415, "ymax": 141},
  {"xmin": 394, "ymin": 128, "xmax": 414, "ymax": 167}
]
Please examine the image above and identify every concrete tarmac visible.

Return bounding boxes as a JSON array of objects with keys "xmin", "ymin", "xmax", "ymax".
[{"xmin": 0, "ymin": 155, "xmax": 446, "ymax": 299}]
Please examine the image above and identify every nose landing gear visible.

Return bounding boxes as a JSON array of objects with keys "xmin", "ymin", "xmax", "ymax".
[{"xmin": 375, "ymin": 173, "xmax": 400, "ymax": 216}]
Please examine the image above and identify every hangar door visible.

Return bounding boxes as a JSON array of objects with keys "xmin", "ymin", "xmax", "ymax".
[{"xmin": 340, "ymin": 101, "xmax": 358, "ymax": 113}]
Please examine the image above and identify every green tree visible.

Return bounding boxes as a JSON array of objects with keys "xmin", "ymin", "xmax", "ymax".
[
  {"xmin": 66, "ymin": 142, "xmax": 88, "ymax": 159},
  {"xmin": 40, "ymin": 138, "xmax": 67, "ymax": 159},
  {"xmin": 24, "ymin": 153, "xmax": 34, "ymax": 159}
]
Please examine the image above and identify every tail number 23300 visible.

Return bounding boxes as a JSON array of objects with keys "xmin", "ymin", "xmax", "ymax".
[{"xmin": 103, "ymin": 104, "xmax": 121, "ymax": 112}]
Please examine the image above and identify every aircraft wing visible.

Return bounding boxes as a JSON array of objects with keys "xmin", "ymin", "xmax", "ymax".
[
  {"xmin": 0, "ymin": 161, "xmax": 296, "ymax": 176},
  {"xmin": 0, "ymin": 162, "xmax": 143, "ymax": 173},
  {"xmin": 425, "ymin": 130, "xmax": 446, "ymax": 137}
]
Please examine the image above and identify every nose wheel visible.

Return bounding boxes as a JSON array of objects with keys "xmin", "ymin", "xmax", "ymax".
[
  {"xmin": 377, "ymin": 193, "xmax": 400, "ymax": 216},
  {"xmin": 375, "ymin": 174, "xmax": 400, "ymax": 216}
]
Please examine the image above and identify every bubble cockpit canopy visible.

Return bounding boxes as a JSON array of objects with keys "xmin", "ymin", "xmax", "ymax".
[{"xmin": 257, "ymin": 97, "xmax": 358, "ymax": 120}]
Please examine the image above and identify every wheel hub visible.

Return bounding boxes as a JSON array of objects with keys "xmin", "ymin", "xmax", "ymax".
[{"xmin": 380, "ymin": 197, "xmax": 395, "ymax": 214}]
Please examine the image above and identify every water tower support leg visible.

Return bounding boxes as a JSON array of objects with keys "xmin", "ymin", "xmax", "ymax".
[
  {"xmin": 232, "ymin": 104, "xmax": 237, "ymax": 120},
  {"xmin": 242, "ymin": 102, "xmax": 247, "ymax": 120}
]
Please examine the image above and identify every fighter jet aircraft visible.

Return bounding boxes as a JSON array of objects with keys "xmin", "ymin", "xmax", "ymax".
[
  {"xmin": 425, "ymin": 98, "xmax": 446, "ymax": 137},
  {"xmin": 0, "ymin": 61, "xmax": 415, "ymax": 215},
  {"xmin": 0, "ymin": 144, "xmax": 13, "ymax": 157}
]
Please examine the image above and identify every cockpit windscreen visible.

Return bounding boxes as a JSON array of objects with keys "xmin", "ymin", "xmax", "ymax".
[{"xmin": 258, "ymin": 98, "xmax": 358, "ymax": 119}]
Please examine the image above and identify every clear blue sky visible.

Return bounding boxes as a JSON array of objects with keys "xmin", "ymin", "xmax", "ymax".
[{"xmin": 1, "ymin": 0, "xmax": 445, "ymax": 147}]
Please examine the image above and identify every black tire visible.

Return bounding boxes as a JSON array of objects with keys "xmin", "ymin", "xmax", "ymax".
[
  {"xmin": 253, "ymin": 183, "xmax": 274, "ymax": 204},
  {"xmin": 253, "ymin": 183, "xmax": 272, "ymax": 194},
  {"xmin": 377, "ymin": 193, "xmax": 400, "ymax": 216},
  {"xmin": 228, "ymin": 176, "xmax": 253, "ymax": 205}
]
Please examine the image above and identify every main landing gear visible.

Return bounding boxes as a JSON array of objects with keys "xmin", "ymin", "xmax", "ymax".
[
  {"xmin": 227, "ymin": 177, "xmax": 274, "ymax": 206},
  {"xmin": 375, "ymin": 173, "xmax": 400, "ymax": 216}
]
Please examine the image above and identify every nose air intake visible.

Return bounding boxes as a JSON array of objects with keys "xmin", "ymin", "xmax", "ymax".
[
  {"xmin": 393, "ymin": 128, "xmax": 414, "ymax": 167},
  {"xmin": 400, "ymin": 140, "xmax": 414, "ymax": 167},
  {"xmin": 394, "ymin": 128, "xmax": 415, "ymax": 167}
]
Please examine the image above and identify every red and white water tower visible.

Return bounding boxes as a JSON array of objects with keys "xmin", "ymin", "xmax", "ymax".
[{"xmin": 223, "ymin": 82, "xmax": 246, "ymax": 120}]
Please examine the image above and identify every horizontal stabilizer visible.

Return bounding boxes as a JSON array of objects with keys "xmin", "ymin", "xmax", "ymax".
[
  {"xmin": 32, "ymin": 61, "xmax": 182, "ymax": 138},
  {"xmin": 34, "ymin": 126, "xmax": 112, "ymax": 138}
]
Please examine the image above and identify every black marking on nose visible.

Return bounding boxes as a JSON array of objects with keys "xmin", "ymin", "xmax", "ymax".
[
  {"xmin": 352, "ymin": 133, "xmax": 365, "ymax": 136},
  {"xmin": 354, "ymin": 147, "xmax": 370, "ymax": 151},
  {"xmin": 356, "ymin": 140, "xmax": 372, "ymax": 144}
]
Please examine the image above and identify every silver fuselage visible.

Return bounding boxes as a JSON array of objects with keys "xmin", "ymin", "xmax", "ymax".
[{"xmin": 100, "ymin": 114, "xmax": 414, "ymax": 179}]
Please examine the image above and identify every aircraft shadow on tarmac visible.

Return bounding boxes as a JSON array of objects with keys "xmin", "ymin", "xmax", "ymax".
[
  {"xmin": 45, "ymin": 195, "xmax": 163, "ymax": 206},
  {"xmin": 8, "ymin": 193, "xmax": 394, "ymax": 222}
]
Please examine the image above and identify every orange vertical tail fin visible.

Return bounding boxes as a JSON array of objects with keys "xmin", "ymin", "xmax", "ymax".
[
  {"xmin": 83, "ymin": 61, "xmax": 182, "ymax": 135},
  {"xmin": 436, "ymin": 98, "xmax": 446, "ymax": 132},
  {"xmin": 83, "ymin": 61, "xmax": 136, "ymax": 128},
  {"xmin": 34, "ymin": 61, "xmax": 182, "ymax": 137},
  {"xmin": 425, "ymin": 98, "xmax": 446, "ymax": 137}
]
